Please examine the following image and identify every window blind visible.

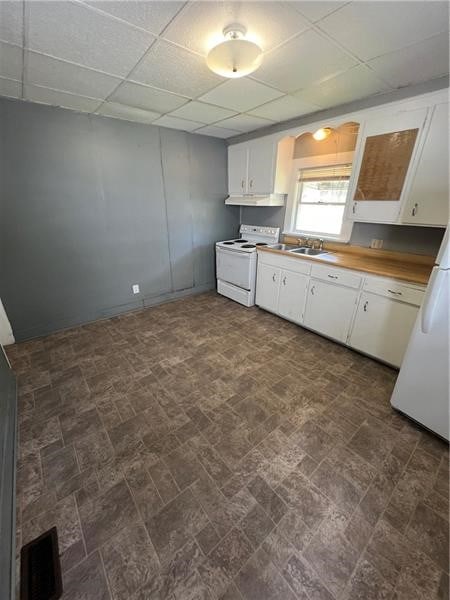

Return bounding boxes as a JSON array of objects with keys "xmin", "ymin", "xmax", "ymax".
[{"xmin": 298, "ymin": 164, "xmax": 352, "ymax": 182}]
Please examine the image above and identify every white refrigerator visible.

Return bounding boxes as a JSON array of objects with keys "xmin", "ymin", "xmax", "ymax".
[{"xmin": 391, "ymin": 225, "xmax": 450, "ymax": 441}]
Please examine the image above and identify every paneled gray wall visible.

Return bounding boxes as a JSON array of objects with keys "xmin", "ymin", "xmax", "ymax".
[
  {"xmin": 241, "ymin": 206, "xmax": 444, "ymax": 255},
  {"xmin": 0, "ymin": 98, "xmax": 239, "ymax": 341}
]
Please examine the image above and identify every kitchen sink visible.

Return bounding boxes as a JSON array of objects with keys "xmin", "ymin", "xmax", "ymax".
[
  {"xmin": 289, "ymin": 247, "xmax": 329, "ymax": 256},
  {"xmin": 269, "ymin": 243, "xmax": 298, "ymax": 251}
]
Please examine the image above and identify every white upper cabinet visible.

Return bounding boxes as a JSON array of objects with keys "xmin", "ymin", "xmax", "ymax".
[
  {"xmin": 346, "ymin": 107, "xmax": 429, "ymax": 223},
  {"xmin": 400, "ymin": 102, "xmax": 449, "ymax": 227},
  {"xmin": 227, "ymin": 137, "xmax": 294, "ymax": 198},
  {"xmin": 247, "ymin": 139, "xmax": 276, "ymax": 195},
  {"xmin": 228, "ymin": 144, "xmax": 249, "ymax": 194}
]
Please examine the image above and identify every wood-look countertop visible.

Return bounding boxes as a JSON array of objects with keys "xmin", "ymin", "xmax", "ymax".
[{"xmin": 257, "ymin": 241, "xmax": 434, "ymax": 286}]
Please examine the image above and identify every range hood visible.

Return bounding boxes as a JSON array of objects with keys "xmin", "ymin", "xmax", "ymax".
[{"xmin": 225, "ymin": 194, "xmax": 286, "ymax": 206}]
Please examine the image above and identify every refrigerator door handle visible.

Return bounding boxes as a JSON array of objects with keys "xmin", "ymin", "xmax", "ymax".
[{"xmin": 421, "ymin": 267, "xmax": 445, "ymax": 333}]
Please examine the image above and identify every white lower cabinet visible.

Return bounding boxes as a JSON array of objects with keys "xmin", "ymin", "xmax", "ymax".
[
  {"xmin": 255, "ymin": 263, "xmax": 280, "ymax": 312},
  {"xmin": 349, "ymin": 291, "xmax": 420, "ymax": 367},
  {"xmin": 278, "ymin": 269, "xmax": 309, "ymax": 324},
  {"xmin": 256, "ymin": 251, "xmax": 425, "ymax": 367},
  {"xmin": 303, "ymin": 280, "xmax": 358, "ymax": 343}
]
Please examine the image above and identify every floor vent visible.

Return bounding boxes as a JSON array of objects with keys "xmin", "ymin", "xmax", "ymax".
[{"xmin": 20, "ymin": 527, "xmax": 63, "ymax": 600}]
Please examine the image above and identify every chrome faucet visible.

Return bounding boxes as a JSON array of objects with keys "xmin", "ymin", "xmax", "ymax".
[{"xmin": 313, "ymin": 238, "xmax": 324, "ymax": 250}]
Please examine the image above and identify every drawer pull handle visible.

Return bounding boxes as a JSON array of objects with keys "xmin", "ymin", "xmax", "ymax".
[
  {"xmin": 412, "ymin": 203, "xmax": 418, "ymax": 217},
  {"xmin": 363, "ymin": 301, "xmax": 368, "ymax": 312},
  {"xmin": 388, "ymin": 289, "xmax": 402, "ymax": 296},
  {"xmin": 311, "ymin": 285, "xmax": 315, "ymax": 295},
  {"xmin": 282, "ymin": 276, "xmax": 286, "ymax": 286},
  {"xmin": 272, "ymin": 273, "xmax": 276, "ymax": 282},
  {"xmin": 327, "ymin": 275, "xmax": 338, "ymax": 279}
]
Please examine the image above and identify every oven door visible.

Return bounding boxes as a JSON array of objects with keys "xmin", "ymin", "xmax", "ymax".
[{"xmin": 216, "ymin": 247, "xmax": 254, "ymax": 290}]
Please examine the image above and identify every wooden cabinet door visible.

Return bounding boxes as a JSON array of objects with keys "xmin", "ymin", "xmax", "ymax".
[
  {"xmin": 401, "ymin": 102, "xmax": 449, "ymax": 226},
  {"xmin": 303, "ymin": 280, "xmax": 358, "ymax": 343},
  {"xmin": 278, "ymin": 269, "xmax": 309, "ymax": 324},
  {"xmin": 349, "ymin": 292, "xmax": 419, "ymax": 367},
  {"xmin": 256, "ymin": 263, "xmax": 281, "ymax": 312},
  {"xmin": 228, "ymin": 144, "xmax": 248, "ymax": 194},
  {"xmin": 348, "ymin": 108, "xmax": 428, "ymax": 223},
  {"xmin": 247, "ymin": 139, "xmax": 275, "ymax": 195}
]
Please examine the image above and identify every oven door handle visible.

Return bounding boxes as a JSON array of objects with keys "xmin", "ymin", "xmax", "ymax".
[{"xmin": 216, "ymin": 247, "xmax": 253, "ymax": 257}]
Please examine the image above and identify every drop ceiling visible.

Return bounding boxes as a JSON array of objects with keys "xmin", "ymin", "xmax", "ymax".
[{"xmin": 0, "ymin": 1, "xmax": 448, "ymax": 139}]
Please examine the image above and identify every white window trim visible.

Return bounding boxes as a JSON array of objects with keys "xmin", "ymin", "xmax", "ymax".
[{"xmin": 284, "ymin": 151, "xmax": 355, "ymax": 242}]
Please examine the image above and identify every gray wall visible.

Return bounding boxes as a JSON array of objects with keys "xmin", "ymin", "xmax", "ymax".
[
  {"xmin": 0, "ymin": 98, "xmax": 239, "ymax": 341},
  {"xmin": 240, "ymin": 206, "xmax": 444, "ymax": 255}
]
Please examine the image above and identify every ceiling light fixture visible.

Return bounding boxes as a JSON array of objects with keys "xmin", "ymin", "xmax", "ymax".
[
  {"xmin": 206, "ymin": 24, "xmax": 263, "ymax": 78},
  {"xmin": 312, "ymin": 127, "xmax": 332, "ymax": 141}
]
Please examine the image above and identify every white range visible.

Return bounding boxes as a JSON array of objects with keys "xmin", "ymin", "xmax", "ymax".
[{"xmin": 216, "ymin": 225, "xmax": 280, "ymax": 307}]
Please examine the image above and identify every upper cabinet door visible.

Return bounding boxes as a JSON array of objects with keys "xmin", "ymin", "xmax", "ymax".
[
  {"xmin": 228, "ymin": 144, "xmax": 248, "ymax": 194},
  {"xmin": 401, "ymin": 102, "xmax": 449, "ymax": 227},
  {"xmin": 348, "ymin": 107, "xmax": 428, "ymax": 223},
  {"xmin": 247, "ymin": 140, "xmax": 276, "ymax": 195}
]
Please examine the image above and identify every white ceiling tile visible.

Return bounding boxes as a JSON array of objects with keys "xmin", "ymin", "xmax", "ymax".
[
  {"xmin": 0, "ymin": 41, "xmax": 22, "ymax": 80},
  {"xmin": 24, "ymin": 84, "xmax": 102, "ymax": 113},
  {"xmin": 163, "ymin": 1, "xmax": 310, "ymax": 55},
  {"xmin": 25, "ymin": 51, "xmax": 121, "ymax": 100},
  {"xmin": 194, "ymin": 124, "xmax": 241, "ymax": 139},
  {"xmin": 130, "ymin": 40, "xmax": 222, "ymax": 97},
  {"xmin": 255, "ymin": 29, "xmax": 357, "ymax": 93},
  {"xmin": 152, "ymin": 114, "xmax": 205, "ymax": 132},
  {"xmin": 215, "ymin": 113, "xmax": 274, "ymax": 133},
  {"xmin": 294, "ymin": 64, "xmax": 391, "ymax": 109},
  {"xmin": 249, "ymin": 94, "xmax": 320, "ymax": 121},
  {"xmin": 318, "ymin": 1, "xmax": 449, "ymax": 61},
  {"xmin": 110, "ymin": 80, "xmax": 188, "ymax": 113},
  {"xmin": 0, "ymin": 0, "xmax": 23, "ymax": 45},
  {"xmin": 169, "ymin": 101, "xmax": 237, "ymax": 124},
  {"xmin": 289, "ymin": 1, "xmax": 348, "ymax": 23},
  {"xmin": 367, "ymin": 32, "xmax": 450, "ymax": 89},
  {"xmin": 199, "ymin": 78, "xmax": 283, "ymax": 112},
  {"xmin": 26, "ymin": 1, "xmax": 154, "ymax": 77},
  {"xmin": 83, "ymin": 1, "xmax": 184, "ymax": 35},
  {"xmin": 96, "ymin": 101, "xmax": 160, "ymax": 123},
  {"xmin": 0, "ymin": 76, "xmax": 21, "ymax": 99}
]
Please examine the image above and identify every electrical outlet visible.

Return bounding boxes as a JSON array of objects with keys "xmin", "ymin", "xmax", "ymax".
[
  {"xmin": 370, "ymin": 239, "xmax": 383, "ymax": 249},
  {"xmin": 132, "ymin": 284, "xmax": 140, "ymax": 294}
]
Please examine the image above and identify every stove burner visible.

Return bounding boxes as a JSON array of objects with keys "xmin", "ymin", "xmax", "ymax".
[
  {"xmin": 241, "ymin": 244, "xmax": 256, "ymax": 248},
  {"xmin": 223, "ymin": 241, "xmax": 234, "ymax": 245},
  {"xmin": 256, "ymin": 242, "xmax": 268, "ymax": 246},
  {"xmin": 233, "ymin": 239, "xmax": 248, "ymax": 243}
]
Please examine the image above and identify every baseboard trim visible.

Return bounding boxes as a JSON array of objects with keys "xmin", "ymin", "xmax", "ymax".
[{"xmin": 12, "ymin": 282, "xmax": 216, "ymax": 342}]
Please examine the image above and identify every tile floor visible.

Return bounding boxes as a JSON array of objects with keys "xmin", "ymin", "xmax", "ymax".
[{"xmin": 8, "ymin": 292, "xmax": 449, "ymax": 600}]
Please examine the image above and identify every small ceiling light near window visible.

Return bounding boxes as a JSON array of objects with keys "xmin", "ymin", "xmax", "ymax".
[
  {"xmin": 312, "ymin": 127, "xmax": 332, "ymax": 141},
  {"xmin": 206, "ymin": 24, "xmax": 263, "ymax": 78}
]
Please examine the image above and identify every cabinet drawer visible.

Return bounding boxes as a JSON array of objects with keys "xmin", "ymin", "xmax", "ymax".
[
  {"xmin": 257, "ymin": 252, "xmax": 311, "ymax": 275},
  {"xmin": 363, "ymin": 277, "xmax": 425, "ymax": 306},
  {"xmin": 310, "ymin": 264, "xmax": 362, "ymax": 289}
]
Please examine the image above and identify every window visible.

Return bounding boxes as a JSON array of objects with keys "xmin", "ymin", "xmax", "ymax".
[{"xmin": 293, "ymin": 164, "xmax": 352, "ymax": 239}]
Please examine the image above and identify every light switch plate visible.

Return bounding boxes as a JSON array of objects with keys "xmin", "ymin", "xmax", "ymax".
[{"xmin": 132, "ymin": 284, "xmax": 140, "ymax": 294}]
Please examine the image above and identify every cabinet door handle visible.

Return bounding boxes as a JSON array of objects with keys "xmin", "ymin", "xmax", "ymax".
[
  {"xmin": 352, "ymin": 202, "xmax": 357, "ymax": 214},
  {"xmin": 272, "ymin": 273, "xmax": 276, "ymax": 282},
  {"xmin": 327, "ymin": 274, "xmax": 338, "ymax": 280},
  {"xmin": 310, "ymin": 285, "xmax": 315, "ymax": 295},
  {"xmin": 387, "ymin": 289, "xmax": 402, "ymax": 296},
  {"xmin": 241, "ymin": 179, "xmax": 245, "ymax": 189},
  {"xmin": 249, "ymin": 179, "xmax": 253, "ymax": 189},
  {"xmin": 412, "ymin": 203, "xmax": 419, "ymax": 216},
  {"xmin": 363, "ymin": 300, "xmax": 368, "ymax": 312},
  {"xmin": 282, "ymin": 276, "xmax": 286, "ymax": 286}
]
